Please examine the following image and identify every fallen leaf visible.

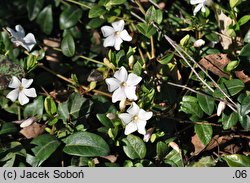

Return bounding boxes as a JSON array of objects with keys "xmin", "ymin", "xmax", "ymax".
[
  {"xmin": 20, "ymin": 122, "xmax": 45, "ymax": 139},
  {"xmin": 235, "ymin": 70, "xmax": 250, "ymax": 83},
  {"xmin": 199, "ymin": 53, "xmax": 230, "ymax": 78},
  {"xmin": 191, "ymin": 134, "xmax": 206, "ymax": 156}
]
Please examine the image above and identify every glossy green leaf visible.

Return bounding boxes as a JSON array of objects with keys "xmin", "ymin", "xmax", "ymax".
[
  {"xmin": 26, "ymin": 134, "xmax": 61, "ymax": 167},
  {"xmin": 137, "ymin": 23, "xmax": 157, "ymax": 38},
  {"xmin": 88, "ymin": 5, "xmax": 106, "ymax": 18},
  {"xmin": 23, "ymin": 96, "xmax": 44, "ymax": 118},
  {"xmin": 197, "ymin": 94, "xmax": 215, "ymax": 116},
  {"xmin": 58, "ymin": 102, "xmax": 69, "ymax": 122},
  {"xmin": 221, "ymin": 112, "xmax": 238, "ymax": 130},
  {"xmin": 96, "ymin": 113, "xmax": 113, "ymax": 128},
  {"xmin": 0, "ymin": 123, "xmax": 17, "ymax": 135},
  {"xmin": 194, "ymin": 124, "xmax": 213, "ymax": 146},
  {"xmin": 60, "ymin": 7, "xmax": 82, "ymax": 30},
  {"xmin": 180, "ymin": 96, "xmax": 204, "ymax": 119},
  {"xmin": 164, "ymin": 149, "xmax": 184, "ymax": 167},
  {"xmin": 239, "ymin": 43, "xmax": 250, "ymax": 61},
  {"xmin": 63, "ymin": 131, "xmax": 110, "ymax": 157},
  {"xmin": 225, "ymin": 61, "xmax": 239, "ymax": 72},
  {"xmin": 26, "ymin": 0, "xmax": 44, "ymax": 21},
  {"xmin": 36, "ymin": 5, "xmax": 53, "ymax": 35},
  {"xmin": 238, "ymin": 115, "xmax": 250, "ymax": 130},
  {"xmin": 240, "ymin": 95, "xmax": 250, "ymax": 115},
  {"xmin": 145, "ymin": 6, "xmax": 163, "ymax": 24},
  {"xmin": 122, "ymin": 134, "xmax": 146, "ymax": 159},
  {"xmin": 44, "ymin": 96, "xmax": 57, "ymax": 116},
  {"xmin": 244, "ymin": 29, "xmax": 250, "ymax": 43},
  {"xmin": 156, "ymin": 141, "xmax": 169, "ymax": 160},
  {"xmin": 230, "ymin": 0, "xmax": 242, "ymax": 8},
  {"xmin": 238, "ymin": 15, "xmax": 250, "ymax": 26},
  {"xmin": 61, "ymin": 34, "xmax": 75, "ymax": 57},
  {"xmin": 223, "ymin": 154, "xmax": 250, "ymax": 167},
  {"xmin": 213, "ymin": 79, "xmax": 244, "ymax": 98},
  {"xmin": 159, "ymin": 53, "xmax": 174, "ymax": 65},
  {"xmin": 190, "ymin": 156, "xmax": 217, "ymax": 167}
]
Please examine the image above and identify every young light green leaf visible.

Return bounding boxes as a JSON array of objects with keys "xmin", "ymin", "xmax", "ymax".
[
  {"xmin": 122, "ymin": 134, "xmax": 146, "ymax": 159},
  {"xmin": 230, "ymin": 0, "xmax": 242, "ymax": 8},
  {"xmin": 137, "ymin": 23, "xmax": 157, "ymax": 38},
  {"xmin": 238, "ymin": 15, "xmax": 250, "ymax": 26},
  {"xmin": 63, "ymin": 132, "xmax": 110, "ymax": 157},
  {"xmin": 61, "ymin": 34, "xmax": 75, "ymax": 57},
  {"xmin": 44, "ymin": 96, "xmax": 57, "ymax": 116}
]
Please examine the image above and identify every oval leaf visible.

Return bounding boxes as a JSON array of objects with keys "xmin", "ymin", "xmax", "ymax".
[
  {"xmin": 197, "ymin": 94, "xmax": 215, "ymax": 116},
  {"xmin": 26, "ymin": 0, "xmax": 44, "ymax": 21},
  {"xmin": 63, "ymin": 132, "xmax": 110, "ymax": 157},
  {"xmin": 223, "ymin": 154, "xmax": 250, "ymax": 167},
  {"xmin": 122, "ymin": 134, "xmax": 146, "ymax": 159},
  {"xmin": 61, "ymin": 34, "xmax": 75, "ymax": 57},
  {"xmin": 60, "ymin": 7, "xmax": 82, "ymax": 30},
  {"xmin": 36, "ymin": 5, "xmax": 53, "ymax": 35},
  {"xmin": 194, "ymin": 124, "xmax": 213, "ymax": 146}
]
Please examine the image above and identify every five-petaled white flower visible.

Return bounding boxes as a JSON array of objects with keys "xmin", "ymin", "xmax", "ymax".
[
  {"xmin": 6, "ymin": 76, "xmax": 37, "ymax": 105},
  {"xmin": 105, "ymin": 66, "xmax": 142, "ymax": 103},
  {"xmin": 190, "ymin": 0, "xmax": 207, "ymax": 16},
  {"xmin": 119, "ymin": 102, "xmax": 153, "ymax": 135},
  {"xmin": 101, "ymin": 20, "xmax": 132, "ymax": 51},
  {"xmin": 6, "ymin": 25, "xmax": 36, "ymax": 52}
]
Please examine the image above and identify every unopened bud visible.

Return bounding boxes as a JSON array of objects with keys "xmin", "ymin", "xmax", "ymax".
[
  {"xmin": 193, "ymin": 39, "xmax": 205, "ymax": 48},
  {"xmin": 119, "ymin": 99, "xmax": 127, "ymax": 112},
  {"xmin": 169, "ymin": 142, "xmax": 180, "ymax": 153},
  {"xmin": 128, "ymin": 55, "xmax": 134, "ymax": 69},
  {"xmin": 217, "ymin": 101, "xmax": 226, "ymax": 116},
  {"xmin": 143, "ymin": 128, "xmax": 154, "ymax": 142},
  {"xmin": 106, "ymin": 113, "xmax": 116, "ymax": 120}
]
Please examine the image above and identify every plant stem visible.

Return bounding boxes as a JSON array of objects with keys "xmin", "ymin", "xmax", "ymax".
[
  {"xmin": 18, "ymin": 106, "xmax": 21, "ymax": 120},
  {"xmin": 79, "ymin": 55, "xmax": 105, "ymax": 65},
  {"xmin": 64, "ymin": 0, "xmax": 91, "ymax": 9},
  {"xmin": 150, "ymin": 36, "xmax": 155, "ymax": 59}
]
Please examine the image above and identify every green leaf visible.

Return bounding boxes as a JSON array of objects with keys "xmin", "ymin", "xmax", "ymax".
[
  {"xmin": 156, "ymin": 141, "xmax": 169, "ymax": 160},
  {"xmin": 197, "ymin": 94, "xmax": 215, "ymax": 116},
  {"xmin": 26, "ymin": 134, "xmax": 61, "ymax": 167},
  {"xmin": 213, "ymin": 79, "xmax": 244, "ymax": 98},
  {"xmin": 244, "ymin": 29, "xmax": 250, "ymax": 43},
  {"xmin": 194, "ymin": 124, "xmax": 213, "ymax": 146},
  {"xmin": 238, "ymin": 115, "xmax": 250, "ymax": 130},
  {"xmin": 222, "ymin": 154, "xmax": 250, "ymax": 167},
  {"xmin": 26, "ymin": 0, "xmax": 44, "ymax": 21},
  {"xmin": 88, "ymin": 5, "xmax": 106, "ymax": 18},
  {"xmin": 63, "ymin": 131, "xmax": 110, "ymax": 157},
  {"xmin": 159, "ymin": 53, "xmax": 174, "ymax": 65},
  {"xmin": 133, "ymin": 61, "xmax": 142, "ymax": 76},
  {"xmin": 240, "ymin": 43, "xmax": 250, "ymax": 62},
  {"xmin": 61, "ymin": 34, "xmax": 75, "ymax": 57},
  {"xmin": 58, "ymin": 102, "xmax": 69, "ymax": 122},
  {"xmin": 221, "ymin": 112, "xmax": 238, "ymax": 130},
  {"xmin": 137, "ymin": 23, "xmax": 157, "ymax": 38},
  {"xmin": 23, "ymin": 96, "xmax": 44, "ymax": 118},
  {"xmin": 180, "ymin": 96, "xmax": 204, "ymax": 119},
  {"xmin": 96, "ymin": 113, "xmax": 113, "ymax": 128},
  {"xmin": 60, "ymin": 7, "xmax": 82, "ymax": 30},
  {"xmin": 224, "ymin": 61, "xmax": 239, "ymax": 72},
  {"xmin": 36, "ymin": 5, "xmax": 53, "ymax": 35},
  {"xmin": 145, "ymin": 6, "xmax": 163, "ymax": 24},
  {"xmin": 230, "ymin": 0, "xmax": 242, "ymax": 8},
  {"xmin": 44, "ymin": 96, "xmax": 57, "ymax": 116},
  {"xmin": 122, "ymin": 134, "xmax": 146, "ymax": 160},
  {"xmin": 164, "ymin": 149, "xmax": 184, "ymax": 167},
  {"xmin": 190, "ymin": 156, "xmax": 217, "ymax": 167},
  {"xmin": 240, "ymin": 95, "xmax": 250, "ymax": 115},
  {"xmin": 0, "ymin": 123, "xmax": 17, "ymax": 135},
  {"xmin": 238, "ymin": 15, "xmax": 250, "ymax": 26},
  {"xmin": 87, "ymin": 18, "xmax": 105, "ymax": 29}
]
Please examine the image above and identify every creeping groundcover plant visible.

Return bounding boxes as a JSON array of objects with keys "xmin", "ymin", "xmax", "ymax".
[{"xmin": 0, "ymin": 0, "xmax": 249, "ymax": 167}]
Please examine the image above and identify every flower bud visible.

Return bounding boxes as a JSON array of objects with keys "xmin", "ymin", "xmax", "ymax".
[
  {"xmin": 217, "ymin": 101, "xmax": 226, "ymax": 116},
  {"xmin": 119, "ymin": 99, "xmax": 127, "ymax": 112},
  {"xmin": 194, "ymin": 39, "xmax": 205, "ymax": 47}
]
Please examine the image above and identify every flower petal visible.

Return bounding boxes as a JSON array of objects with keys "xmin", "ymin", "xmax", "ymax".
[
  {"xmin": 8, "ymin": 76, "xmax": 21, "ymax": 88},
  {"xmin": 101, "ymin": 26, "xmax": 115, "ymax": 37},
  {"xmin": 112, "ymin": 20, "xmax": 124, "ymax": 32},
  {"xmin": 124, "ymin": 122, "xmax": 137, "ymax": 135},
  {"xmin": 23, "ymin": 88, "xmax": 37, "ymax": 98},
  {"xmin": 15, "ymin": 25, "xmax": 25, "ymax": 37},
  {"xmin": 6, "ymin": 27, "xmax": 19, "ymax": 38},
  {"xmin": 23, "ymin": 33, "xmax": 36, "ymax": 51},
  {"xmin": 114, "ymin": 36, "xmax": 123, "ymax": 50},
  {"xmin": 118, "ymin": 113, "xmax": 132, "ymax": 125},
  {"xmin": 201, "ymin": 5, "xmax": 206, "ymax": 13},
  {"xmin": 126, "ymin": 73, "xmax": 142, "ymax": 86},
  {"xmin": 120, "ymin": 30, "xmax": 132, "ymax": 42},
  {"xmin": 136, "ymin": 120, "xmax": 147, "ymax": 135},
  {"xmin": 18, "ymin": 91, "xmax": 29, "ymax": 105},
  {"xmin": 190, "ymin": 0, "xmax": 205, "ymax": 5},
  {"xmin": 105, "ymin": 78, "xmax": 120, "ymax": 92},
  {"xmin": 127, "ymin": 102, "xmax": 140, "ymax": 116},
  {"xmin": 112, "ymin": 87, "xmax": 126, "ymax": 103},
  {"xmin": 193, "ymin": 3, "xmax": 203, "ymax": 15},
  {"xmin": 6, "ymin": 89, "xmax": 19, "ymax": 102},
  {"xmin": 21, "ymin": 78, "xmax": 33, "ymax": 88},
  {"xmin": 103, "ymin": 35, "xmax": 115, "ymax": 48},
  {"xmin": 20, "ymin": 117, "xmax": 35, "ymax": 128},
  {"xmin": 138, "ymin": 109, "xmax": 153, "ymax": 121},
  {"xmin": 124, "ymin": 86, "xmax": 137, "ymax": 101},
  {"xmin": 114, "ymin": 66, "xmax": 128, "ymax": 82}
]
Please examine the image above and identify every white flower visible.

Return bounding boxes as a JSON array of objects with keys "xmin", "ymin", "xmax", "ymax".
[
  {"xmin": 101, "ymin": 20, "xmax": 132, "ymax": 50},
  {"xmin": 193, "ymin": 39, "xmax": 205, "ymax": 47},
  {"xmin": 119, "ymin": 102, "xmax": 153, "ymax": 135},
  {"xmin": 6, "ymin": 25, "xmax": 36, "ymax": 52},
  {"xmin": 6, "ymin": 76, "xmax": 37, "ymax": 105},
  {"xmin": 105, "ymin": 66, "xmax": 142, "ymax": 103},
  {"xmin": 13, "ymin": 117, "xmax": 36, "ymax": 128},
  {"xmin": 190, "ymin": 0, "xmax": 207, "ymax": 16}
]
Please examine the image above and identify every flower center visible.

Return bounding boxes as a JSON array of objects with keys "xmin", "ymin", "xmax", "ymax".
[
  {"xmin": 19, "ymin": 85, "xmax": 24, "ymax": 91},
  {"xmin": 115, "ymin": 31, "xmax": 121, "ymax": 36},
  {"xmin": 120, "ymin": 81, "xmax": 127, "ymax": 87},
  {"xmin": 132, "ymin": 115, "xmax": 139, "ymax": 122}
]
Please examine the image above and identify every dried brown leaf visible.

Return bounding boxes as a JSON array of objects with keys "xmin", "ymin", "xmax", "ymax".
[{"xmin": 20, "ymin": 122, "xmax": 45, "ymax": 139}]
